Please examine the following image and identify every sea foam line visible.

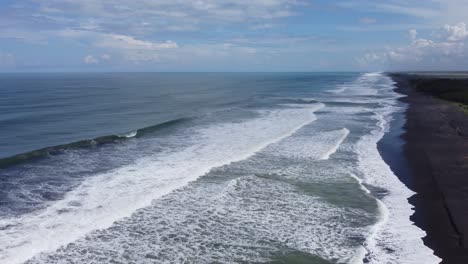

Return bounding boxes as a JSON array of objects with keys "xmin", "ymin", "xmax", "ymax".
[
  {"xmin": 350, "ymin": 73, "xmax": 440, "ymax": 264},
  {"xmin": 347, "ymin": 172, "xmax": 389, "ymax": 264},
  {"xmin": 0, "ymin": 104, "xmax": 324, "ymax": 264},
  {"xmin": 320, "ymin": 128, "xmax": 350, "ymax": 160}
]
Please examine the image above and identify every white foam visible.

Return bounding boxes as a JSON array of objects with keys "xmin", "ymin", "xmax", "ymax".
[
  {"xmin": 280, "ymin": 103, "xmax": 319, "ymax": 108},
  {"xmin": 119, "ymin": 131, "xmax": 137, "ymax": 138},
  {"xmin": 363, "ymin": 72, "xmax": 383, "ymax": 77},
  {"xmin": 267, "ymin": 127, "xmax": 349, "ymax": 160},
  {"xmin": 326, "ymin": 106, "xmax": 373, "ymax": 115},
  {"xmin": 0, "ymin": 105, "xmax": 323, "ymax": 264},
  {"xmin": 29, "ymin": 171, "xmax": 370, "ymax": 264},
  {"xmin": 352, "ymin": 73, "xmax": 441, "ymax": 264},
  {"xmin": 336, "ymin": 73, "xmax": 389, "ymax": 97},
  {"xmin": 320, "ymin": 128, "xmax": 350, "ymax": 160},
  {"xmin": 328, "ymin": 85, "xmax": 349, "ymax": 94}
]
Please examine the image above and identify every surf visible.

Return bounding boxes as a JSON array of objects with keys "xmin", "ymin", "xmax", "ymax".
[
  {"xmin": 351, "ymin": 73, "xmax": 440, "ymax": 264},
  {"xmin": 0, "ymin": 105, "xmax": 323, "ymax": 264}
]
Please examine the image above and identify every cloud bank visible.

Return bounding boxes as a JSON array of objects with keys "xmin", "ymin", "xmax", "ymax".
[
  {"xmin": 34, "ymin": 0, "xmax": 301, "ymax": 35},
  {"xmin": 360, "ymin": 23, "xmax": 468, "ymax": 71}
]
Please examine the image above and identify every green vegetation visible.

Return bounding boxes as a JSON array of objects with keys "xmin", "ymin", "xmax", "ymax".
[{"xmin": 408, "ymin": 78, "xmax": 468, "ymax": 113}]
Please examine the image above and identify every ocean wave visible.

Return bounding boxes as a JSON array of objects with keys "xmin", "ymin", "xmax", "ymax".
[
  {"xmin": 0, "ymin": 106, "xmax": 323, "ymax": 264},
  {"xmin": 274, "ymin": 97, "xmax": 318, "ymax": 105},
  {"xmin": 0, "ymin": 72, "xmax": 441, "ymax": 264},
  {"xmin": 267, "ymin": 127, "xmax": 349, "ymax": 160},
  {"xmin": 0, "ymin": 117, "xmax": 190, "ymax": 169}
]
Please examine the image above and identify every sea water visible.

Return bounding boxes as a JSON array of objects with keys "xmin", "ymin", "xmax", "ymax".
[{"xmin": 0, "ymin": 73, "xmax": 440, "ymax": 263}]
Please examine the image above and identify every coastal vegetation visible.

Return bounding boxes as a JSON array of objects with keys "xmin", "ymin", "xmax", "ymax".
[
  {"xmin": 399, "ymin": 76, "xmax": 468, "ymax": 113},
  {"xmin": 411, "ymin": 78, "xmax": 468, "ymax": 106}
]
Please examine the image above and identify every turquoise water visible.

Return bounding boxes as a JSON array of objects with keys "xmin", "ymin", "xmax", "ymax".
[{"xmin": 0, "ymin": 73, "xmax": 439, "ymax": 263}]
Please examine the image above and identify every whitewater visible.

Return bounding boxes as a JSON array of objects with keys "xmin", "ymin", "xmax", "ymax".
[{"xmin": 0, "ymin": 72, "xmax": 440, "ymax": 263}]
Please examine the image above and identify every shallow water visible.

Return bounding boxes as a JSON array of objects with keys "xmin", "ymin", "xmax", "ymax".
[{"xmin": 0, "ymin": 73, "xmax": 440, "ymax": 263}]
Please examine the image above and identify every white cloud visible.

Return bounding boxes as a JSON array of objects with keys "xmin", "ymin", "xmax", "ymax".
[
  {"xmin": 336, "ymin": 1, "xmax": 439, "ymax": 18},
  {"xmin": 54, "ymin": 29, "xmax": 259, "ymax": 64},
  {"xmin": 337, "ymin": 1, "xmax": 468, "ymax": 25},
  {"xmin": 58, "ymin": 30, "xmax": 178, "ymax": 63},
  {"xmin": 359, "ymin": 18, "xmax": 377, "ymax": 24},
  {"xmin": 230, "ymin": 36, "xmax": 317, "ymax": 46},
  {"xmin": 78, "ymin": 19, "xmax": 100, "ymax": 31},
  {"xmin": 431, "ymin": 0, "xmax": 468, "ymax": 24},
  {"xmin": 32, "ymin": 0, "xmax": 301, "ymax": 35},
  {"xmin": 359, "ymin": 23, "xmax": 468, "ymax": 70},
  {"xmin": 58, "ymin": 29, "xmax": 90, "ymax": 38},
  {"xmin": 442, "ymin": 22, "xmax": 468, "ymax": 42},
  {"xmin": 108, "ymin": 41, "xmax": 260, "ymax": 66},
  {"xmin": 250, "ymin": 23, "xmax": 278, "ymax": 30},
  {"xmin": 95, "ymin": 34, "xmax": 177, "ymax": 63},
  {"xmin": 84, "ymin": 55, "xmax": 99, "ymax": 64},
  {"xmin": 373, "ymin": 3, "xmax": 438, "ymax": 18},
  {"xmin": 95, "ymin": 34, "xmax": 178, "ymax": 50},
  {"xmin": 0, "ymin": 29, "xmax": 47, "ymax": 44},
  {"xmin": 409, "ymin": 29, "xmax": 418, "ymax": 41},
  {"xmin": 0, "ymin": 52, "xmax": 15, "ymax": 67},
  {"xmin": 100, "ymin": 54, "xmax": 111, "ymax": 60}
]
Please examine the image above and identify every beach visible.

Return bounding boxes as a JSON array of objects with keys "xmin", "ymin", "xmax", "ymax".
[{"xmin": 390, "ymin": 73, "xmax": 468, "ymax": 264}]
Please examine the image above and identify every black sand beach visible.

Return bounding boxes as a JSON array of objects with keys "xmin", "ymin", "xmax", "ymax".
[{"xmin": 390, "ymin": 73, "xmax": 468, "ymax": 264}]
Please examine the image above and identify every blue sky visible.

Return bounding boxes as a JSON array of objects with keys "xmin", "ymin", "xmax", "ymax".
[{"xmin": 1, "ymin": 0, "xmax": 468, "ymax": 72}]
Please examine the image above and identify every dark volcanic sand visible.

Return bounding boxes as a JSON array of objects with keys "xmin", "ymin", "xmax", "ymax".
[{"xmin": 389, "ymin": 74, "xmax": 468, "ymax": 264}]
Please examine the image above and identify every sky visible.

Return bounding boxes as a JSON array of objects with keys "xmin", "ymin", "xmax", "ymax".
[{"xmin": 1, "ymin": 0, "xmax": 468, "ymax": 72}]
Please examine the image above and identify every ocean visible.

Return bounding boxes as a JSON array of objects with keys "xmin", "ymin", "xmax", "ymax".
[{"xmin": 0, "ymin": 73, "xmax": 440, "ymax": 264}]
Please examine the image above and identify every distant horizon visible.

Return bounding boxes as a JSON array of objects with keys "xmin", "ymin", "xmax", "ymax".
[{"xmin": 2, "ymin": 71, "xmax": 468, "ymax": 74}]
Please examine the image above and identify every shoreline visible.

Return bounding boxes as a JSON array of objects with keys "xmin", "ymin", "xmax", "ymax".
[{"xmin": 387, "ymin": 73, "xmax": 468, "ymax": 264}]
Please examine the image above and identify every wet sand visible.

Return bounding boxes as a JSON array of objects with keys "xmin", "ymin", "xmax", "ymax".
[{"xmin": 390, "ymin": 73, "xmax": 468, "ymax": 264}]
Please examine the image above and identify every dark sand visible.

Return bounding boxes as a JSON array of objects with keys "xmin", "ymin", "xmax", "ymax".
[{"xmin": 390, "ymin": 73, "xmax": 468, "ymax": 264}]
